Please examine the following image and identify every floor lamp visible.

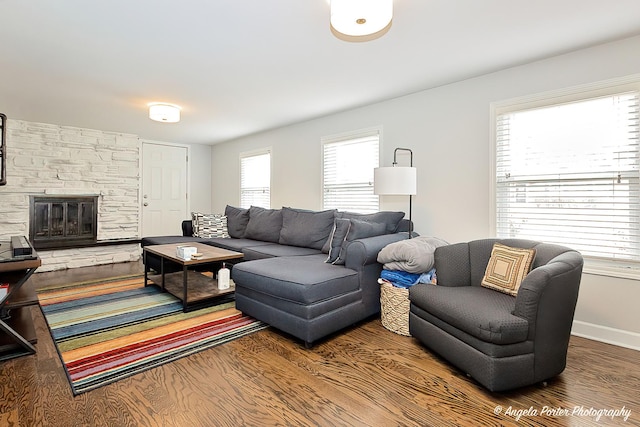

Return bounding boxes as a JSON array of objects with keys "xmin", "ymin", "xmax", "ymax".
[{"xmin": 374, "ymin": 148, "xmax": 417, "ymax": 238}]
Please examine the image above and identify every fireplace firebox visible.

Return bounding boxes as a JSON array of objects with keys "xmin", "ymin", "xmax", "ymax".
[{"xmin": 29, "ymin": 195, "xmax": 98, "ymax": 249}]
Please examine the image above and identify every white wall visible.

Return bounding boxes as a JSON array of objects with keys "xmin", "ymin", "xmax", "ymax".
[
  {"xmin": 211, "ymin": 35, "xmax": 640, "ymax": 350},
  {"xmin": 187, "ymin": 143, "xmax": 213, "ymax": 213}
]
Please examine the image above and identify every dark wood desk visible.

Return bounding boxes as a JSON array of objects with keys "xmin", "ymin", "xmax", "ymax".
[{"xmin": 0, "ymin": 245, "xmax": 41, "ymax": 361}]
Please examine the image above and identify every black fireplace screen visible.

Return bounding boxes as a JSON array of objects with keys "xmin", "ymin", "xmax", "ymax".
[{"xmin": 29, "ymin": 195, "xmax": 98, "ymax": 249}]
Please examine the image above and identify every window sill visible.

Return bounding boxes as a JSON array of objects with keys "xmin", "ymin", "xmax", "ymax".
[{"xmin": 583, "ymin": 259, "xmax": 640, "ymax": 281}]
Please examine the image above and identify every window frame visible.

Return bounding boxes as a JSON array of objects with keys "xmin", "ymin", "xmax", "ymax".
[
  {"xmin": 321, "ymin": 126, "xmax": 381, "ymax": 214},
  {"xmin": 239, "ymin": 148, "xmax": 271, "ymax": 209},
  {"xmin": 490, "ymin": 74, "xmax": 640, "ymax": 279}
]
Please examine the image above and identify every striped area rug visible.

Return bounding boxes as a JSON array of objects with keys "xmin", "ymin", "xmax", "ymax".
[{"xmin": 37, "ymin": 275, "xmax": 268, "ymax": 395}]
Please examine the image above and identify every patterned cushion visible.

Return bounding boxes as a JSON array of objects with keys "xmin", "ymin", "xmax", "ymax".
[
  {"xmin": 481, "ymin": 243, "xmax": 535, "ymax": 296},
  {"xmin": 191, "ymin": 212, "xmax": 230, "ymax": 238}
]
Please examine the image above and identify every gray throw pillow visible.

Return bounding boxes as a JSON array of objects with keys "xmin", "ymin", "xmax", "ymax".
[
  {"xmin": 345, "ymin": 218, "xmax": 387, "ymax": 240},
  {"xmin": 225, "ymin": 205, "xmax": 250, "ymax": 238},
  {"xmin": 337, "ymin": 211, "xmax": 405, "ymax": 234},
  {"xmin": 325, "ymin": 218, "xmax": 351, "ymax": 264},
  {"xmin": 332, "ymin": 219, "xmax": 388, "ymax": 265},
  {"xmin": 279, "ymin": 207, "xmax": 337, "ymax": 250},
  {"xmin": 244, "ymin": 206, "xmax": 283, "ymax": 243}
]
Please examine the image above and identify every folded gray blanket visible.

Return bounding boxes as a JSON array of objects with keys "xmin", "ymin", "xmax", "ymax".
[{"xmin": 377, "ymin": 236, "xmax": 449, "ymax": 273}]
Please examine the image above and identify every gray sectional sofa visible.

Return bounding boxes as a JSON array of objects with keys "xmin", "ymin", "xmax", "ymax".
[{"xmin": 141, "ymin": 205, "xmax": 412, "ymax": 346}]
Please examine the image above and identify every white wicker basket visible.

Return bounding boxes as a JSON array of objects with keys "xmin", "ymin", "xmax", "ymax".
[{"xmin": 380, "ymin": 281, "xmax": 411, "ymax": 336}]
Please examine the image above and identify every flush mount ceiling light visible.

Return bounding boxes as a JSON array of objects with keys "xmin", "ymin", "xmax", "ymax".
[
  {"xmin": 148, "ymin": 103, "xmax": 181, "ymax": 123},
  {"xmin": 330, "ymin": 0, "xmax": 393, "ymax": 41}
]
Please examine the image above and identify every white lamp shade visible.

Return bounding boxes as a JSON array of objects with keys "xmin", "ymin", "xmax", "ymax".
[
  {"xmin": 330, "ymin": 0, "xmax": 393, "ymax": 37},
  {"xmin": 374, "ymin": 167, "xmax": 417, "ymax": 195},
  {"xmin": 148, "ymin": 103, "xmax": 181, "ymax": 123}
]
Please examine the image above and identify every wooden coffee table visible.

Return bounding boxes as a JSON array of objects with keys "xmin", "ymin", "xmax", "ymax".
[{"xmin": 143, "ymin": 242, "xmax": 244, "ymax": 312}]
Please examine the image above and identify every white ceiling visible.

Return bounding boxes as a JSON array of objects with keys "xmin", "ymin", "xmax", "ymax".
[{"xmin": 2, "ymin": 1, "xmax": 640, "ymax": 145}]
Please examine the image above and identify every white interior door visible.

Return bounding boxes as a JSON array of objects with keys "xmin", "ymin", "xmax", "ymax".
[{"xmin": 142, "ymin": 142, "xmax": 188, "ymax": 237}]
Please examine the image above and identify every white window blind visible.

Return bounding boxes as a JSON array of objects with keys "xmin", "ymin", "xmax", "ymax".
[
  {"xmin": 240, "ymin": 150, "xmax": 271, "ymax": 209},
  {"xmin": 496, "ymin": 91, "xmax": 640, "ymax": 263},
  {"xmin": 322, "ymin": 130, "xmax": 380, "ymax": 213}
]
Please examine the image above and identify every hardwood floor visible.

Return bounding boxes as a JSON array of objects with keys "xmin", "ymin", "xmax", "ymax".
[{"xmin": 1, "ymin": 261, "xmax": 638, "ymax": 426}]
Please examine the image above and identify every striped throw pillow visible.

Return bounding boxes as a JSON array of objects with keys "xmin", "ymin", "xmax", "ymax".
[{"xmin": 192, "ymin": 212, "xmax": 230, "ymax": 238}]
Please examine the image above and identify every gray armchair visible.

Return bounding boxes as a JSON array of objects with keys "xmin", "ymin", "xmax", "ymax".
[{"xmin": 408, "ymin": 238, "xmax": 583, "ymax": 392}]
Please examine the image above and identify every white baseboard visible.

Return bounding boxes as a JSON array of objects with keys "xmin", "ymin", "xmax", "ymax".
[{"xmin": 572, "ymin": 320, "xmax": 640, "ymax": 351}]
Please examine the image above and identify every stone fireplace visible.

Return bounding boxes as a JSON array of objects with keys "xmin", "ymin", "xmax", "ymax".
[
  {"xmin": 0, "ymin": 119, "xmax": 142, "ymax": 271},
  {"xmin": 29, "ymin": 195, "xmax": 98, "ymax": 250}
]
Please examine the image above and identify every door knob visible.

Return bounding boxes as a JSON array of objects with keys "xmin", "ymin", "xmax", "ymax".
[{"xmin": 143, "ymin": 202, "xmax": 149, "ymax": 207}]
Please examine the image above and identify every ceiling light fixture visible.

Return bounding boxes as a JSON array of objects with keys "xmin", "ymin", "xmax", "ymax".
[
  {"xmin": 148, "ymin": 103, "xmax": 181, "ymax": 123},
  {"xmin": 330, "ymin": 0, "xmax": 393, "ymax": 41}
]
